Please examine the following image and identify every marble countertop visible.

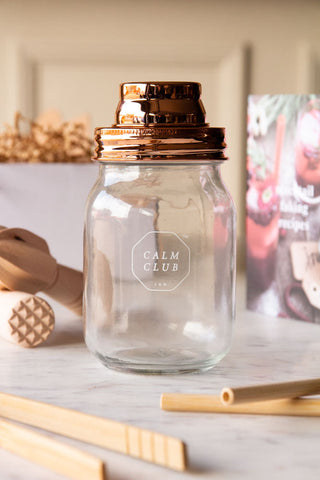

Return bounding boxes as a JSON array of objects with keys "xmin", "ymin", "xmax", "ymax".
[{"xmin": 1, "ymin": 274, "xmax": 320, "ymax": 480}]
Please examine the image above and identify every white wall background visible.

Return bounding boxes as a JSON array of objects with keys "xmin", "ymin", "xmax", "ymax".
[{"xmin": 0, "ymin": 0, "xmax": 319, "ymax": 265}]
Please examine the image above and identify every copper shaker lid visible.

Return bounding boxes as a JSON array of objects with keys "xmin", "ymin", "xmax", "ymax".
[
  {"xmin": 94, "ymin": 81, "xmax": 227, "ymax": 162},
  {"xmin": 116, "ymin": 82, "xmax": 206, "ymax": 126}
]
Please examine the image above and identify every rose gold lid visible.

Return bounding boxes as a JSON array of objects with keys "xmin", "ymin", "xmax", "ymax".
[{"xmin": 94, "ymin": 82, "xmax": 227, "ymax": 162}]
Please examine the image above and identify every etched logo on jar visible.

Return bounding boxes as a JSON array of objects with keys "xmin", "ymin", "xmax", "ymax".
[{"xmin": 131, "ymin": 231, "xmax": 190, "ymax": 291}]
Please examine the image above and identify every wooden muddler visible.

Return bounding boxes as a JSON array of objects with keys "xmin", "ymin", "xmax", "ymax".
[
  {"xmin": 0, "ymin": 227, "xmax": 83, "ymax": 316},
  {"xmin": 0, "ymin": 290, "xmax": 54, "ymax": 347},
  {"xmin": 0, "ymin": 392, "xmax": 186, "ymax": 471},
  {"xmin": 161, "ymin": 393, "xmax": 320, "ymax": 417},
  {"xmin": 220, "ymin": 378, "xmax": 320, "ymax": 405},
  {"xmin": 44, "ymin": 264, "xmax": 83, "ymax": 316}
]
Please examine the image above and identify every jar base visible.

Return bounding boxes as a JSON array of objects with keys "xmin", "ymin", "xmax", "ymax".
[{"xmin": 94, "ymin": 347, "xmax": 227, "ymax": 375}]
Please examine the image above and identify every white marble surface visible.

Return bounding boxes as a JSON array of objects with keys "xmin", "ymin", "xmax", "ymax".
[{"xmin": 1, "ymin": 275, "xmax": 320, "ymax": 480}]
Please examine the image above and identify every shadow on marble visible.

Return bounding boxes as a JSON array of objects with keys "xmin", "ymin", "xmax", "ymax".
[
  {"xmin": 44, "ymin": 327, "xmax": 84, "ymax": 347},
  {"xmin": 187, "ymin": 464, "xmax": 216, "ymax": 475}
]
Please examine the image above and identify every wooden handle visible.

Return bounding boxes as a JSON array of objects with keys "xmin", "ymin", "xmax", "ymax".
[
  {"xmin": 0, "ymin": 239, "xmax": 57, "ymax": 293},
  {"xmin": 220, "ymin": 378, "xmax": 320, "ymax": 405},
  {"xmin": 44, "ymin": 264, "xmax": 83, "ymax": 316},
  {"xmin": 0, "ymin": 227, "xmax": 83, "ymax": 315},
  {"xmin": 0, "ymin": 291, "xmax": 54, "ymax": 347},
  {"xmin": 0, "ymin": 392, "xmax": 186, "ymax": 471},
  {"xmin": 0, "ymin": 418, "xmax": 107, "ymax": 480},
  {"xmin": 161, "ymin": 393, "xmax": 320, "ymax": 416}
]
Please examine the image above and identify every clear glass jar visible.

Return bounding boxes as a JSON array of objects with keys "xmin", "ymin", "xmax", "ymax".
[{"xmin": 84, "ymin": 82, "xmax": 236, "ymax": 374}]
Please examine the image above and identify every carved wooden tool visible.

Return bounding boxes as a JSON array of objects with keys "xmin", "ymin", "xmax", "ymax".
[
  {"xmin": 0, "ymin": 392, "xmax": 187, "ymax": 471},
  {"xmin": 0, "ymin": 290, "xmax": 54, "ymax": 347},
  {"xmin": 0, "ymin": 418, "xmax": 107, "ymax": 480},
  {"xmin": 0, "ymin": 227, "xmax": 83, "ymax": 316}
]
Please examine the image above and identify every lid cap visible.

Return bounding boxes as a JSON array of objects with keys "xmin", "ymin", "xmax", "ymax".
[
  {"xmin": 94, "ymin": 81, "xmax": 227, "ymax": 162},
  {"xmin": 116, "ymin": 82, "xmax": 206, "ymax": 126}
]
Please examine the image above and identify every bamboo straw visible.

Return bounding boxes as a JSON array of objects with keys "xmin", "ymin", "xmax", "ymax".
[
  {"xmin": 161, "ymin": 393, "xmax": 320, "ymax": 416},
  {"xmin": 0, "ymin": 392, "xmax": 186, "ymax": 471},
  {"xmin": 0, "ymin": 418, "xmax": 106, "ymax": 480},
  {"xmin": 221, "ymin": 378, "xmax": 320, "ymax": 405}
]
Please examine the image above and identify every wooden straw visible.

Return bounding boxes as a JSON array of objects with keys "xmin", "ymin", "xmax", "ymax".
[
  {"xmin": 0, "ymin": 392, "xmax": 186, "ymax": 471},
  {"xmin": 161, "ymin": 393, "xmax": 320, "ymax": 416},
  {"xmin": 221, "ymin": 378, "xmax": 320, "ymax": 405},
  {"xmin": 0, "ymin": 418, "xmax": 106, "ymax": 480}
]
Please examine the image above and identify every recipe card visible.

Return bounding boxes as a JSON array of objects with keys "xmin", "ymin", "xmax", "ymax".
[{"xmin": 246, "ymin": 94, "xmax": 320, "ymax": 323}]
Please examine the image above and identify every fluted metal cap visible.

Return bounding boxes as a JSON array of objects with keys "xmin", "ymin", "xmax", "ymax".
[
  {"xmin": 94, "ymin": 81, "xmax": 227, "ymax": 162},
  {"xmin": 116, "ymin": 82, "xmax": 206, "ymax": 126}
]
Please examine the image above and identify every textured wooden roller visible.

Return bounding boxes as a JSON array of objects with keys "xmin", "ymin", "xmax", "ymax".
[{"xmin": 0, "ymin": 291, "xmax": 54, "ymax": 347}]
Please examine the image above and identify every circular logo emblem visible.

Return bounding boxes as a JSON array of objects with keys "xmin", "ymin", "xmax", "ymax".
[{"xmin": 131, "ymin": 231, "xmax": 190, "ymax": 291}]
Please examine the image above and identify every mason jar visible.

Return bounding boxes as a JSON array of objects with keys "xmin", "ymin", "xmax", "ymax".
[{"xmin": 84, "ymin": 81, "xmax": 236, "ymax": 374}]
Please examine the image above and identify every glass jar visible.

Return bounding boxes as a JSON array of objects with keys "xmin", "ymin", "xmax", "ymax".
[{"xmin": 84, "ymin": 82, "xmax": 236, "ymax": 374}]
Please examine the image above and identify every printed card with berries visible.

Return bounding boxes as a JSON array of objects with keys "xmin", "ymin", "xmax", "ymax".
[{"xmin": 246, "ymin": 94, "xmax": 320, "ymax": 323}]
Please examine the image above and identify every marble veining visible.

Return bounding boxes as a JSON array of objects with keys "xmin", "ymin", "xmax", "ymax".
[{"xmin": 0, "ymin": 276, "xmax": 320, "ymax": 479}]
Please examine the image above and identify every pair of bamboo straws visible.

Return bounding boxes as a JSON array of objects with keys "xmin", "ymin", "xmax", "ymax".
[
  {"xmin": 161, "ymin": 377, "xmax": 320, "ymax": 416},
  {"xmin": 0, "ymin": 392, "xmax": 186, "ymax": 480}
]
